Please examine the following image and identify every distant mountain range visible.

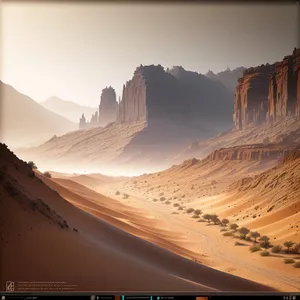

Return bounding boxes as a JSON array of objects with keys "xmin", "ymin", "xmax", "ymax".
[
  {"xmin": 40, "ymin": 97, "xmax": 97, "ymax": 123},
  {"xmin": 0, "ymin": 81, "xmax": 76, "ymax": 148},
  {"xmin": 205, "ymin": 67, "xmax": 246, "ymax": 92}
]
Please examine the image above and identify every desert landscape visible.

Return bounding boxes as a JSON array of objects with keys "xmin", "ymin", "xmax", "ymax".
[{"xmin": 1, "ymin": 2, "xmax": 299, "ymax": 294}]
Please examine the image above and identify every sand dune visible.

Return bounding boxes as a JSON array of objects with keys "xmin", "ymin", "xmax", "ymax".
[
  {"xmin": 96, "ymin": 150, "xmax": 300, "ymax": 291},
  {"xmin": 0, "ymin": 143, "xmax": 275, "ymax": 292}
]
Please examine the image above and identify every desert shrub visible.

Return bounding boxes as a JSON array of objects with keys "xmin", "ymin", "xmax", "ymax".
[
  {"xmin": 165, "ymin": 200, "xmax": 171, "ymax": 205},
  {"xmin": 27, "ymin": 161, "xmax": 37, "ymax": 170},
  {"xmin": 160, "ymin": 197, "xmax": 166, "ymax": 201},
  {"xmin": 221, "ymin": 218, "xmax": 229, "ymax": 226},
  {"xmin": 293, "ymin": 242, "xmax": 300, "ymax": 254},
  {"xmin": 223, "ymin": 232, "xmax": 233, "ymax": 237},
  {"xmin": 284, "ymin": 258, "xmax": 295, "ymax": 264},
  {"xmin": 235, "ymin": 241, "xmax": 244, "ymax": 246},
  {"xmin": 239, "ymin": 227, "xmax": 250, "ymax": 239},
  {"xmin": 192, "ymin": 215, "xmax": 199, "ymax": 219},
  {"xmin": 115, "ymin": 191, "xmax": 120, "ymax": 195},
  {"xmin": 271, "ymin": 245, "xmax": 283, "ymax": 253},
  {"xmin": 230, "ymin": 223, "xmax": 239, "ymax": 231},
  {"xmin": 194, "ymin": 209, "xmax": 202, "ymax": 216},
  {"xmin": 211, "ymin": 214, "xmax": 220, "ymax": 225},
  {"xmin": 260, "ymin": 250, "xmax": 270, "ymax": 257},
  {"xmin": 259, "ymin": 236, "xmax": 271, "ymax": 249},
  {"xmin": 284, "ymin": 241, "xmax": 295, "ymax": 253},
  {"xmin": 153, "ymin": 198, "xmax": 158, "ymax": 202},
  {"xmin": 220, "ymin": 228, "xmax": 228, "ymax": 232},
  {"xmin": 159, "ymin": 192, "xmax": 164, "ymax": 196},
  {"xmin": 293, "ymin": 261, "xmax": 300, "ymax": 268},
  {"xmin": 178, "ymin": 206, "xmax": 183, "ymax": 210},
  {"xmin": 73, "ymin": 228, "xmax": 78, "ymax": 232},
  {"xmin": 203, "ymin": 214, "xmax": 212, "ymax": 222},
  {"xmin": 250, "ymin": 231, "xmax": 261, "ymax": 242},
  {"xmin": 173, "ymin": 203, "xmax": 180, "ymax": 207},
  {"xmin": 43, "ymin": 171, "xmax": 52, "ymax": 178},
  {"xmin": 186, "ymin": 208, "xmax": 195, "ymax": 214},
  {"xmin": 123, "ymin": 193, "xmax": 129, "ymax": 199},
  {"xmin": 250, "ymin": 245, "xmax": 261, "ymax": 252}
]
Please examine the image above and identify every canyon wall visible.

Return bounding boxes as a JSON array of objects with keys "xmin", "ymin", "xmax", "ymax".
[
  {"xmin": 234, "ymin": 48, "xmax": 300, "ymax": 130},
  {"xmin": 117, "ymin": 65, "xmax": 233, "ymax": 134}
]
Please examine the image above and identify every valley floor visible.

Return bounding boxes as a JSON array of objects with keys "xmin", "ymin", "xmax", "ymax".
[{"xmin": 51, "ymin": 173, "xmax": 300, "ymax": 292}]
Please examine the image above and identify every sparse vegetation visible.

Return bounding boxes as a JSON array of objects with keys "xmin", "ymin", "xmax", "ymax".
[
  {"xmin": 230, "ymin": 223, "xmax": 239, "ymax": 231},
  {"xmin": 115, "ymin": 191, "xmax": 120, "ymax": 195},
  {"xmin": 73, "ymin": 228, "xmax": 78, "ymax": 232},
  {"xmin": 271, "ymin": 245, "xmax": 283, "ymax": 253},
  {"xmin": 178, "ymin": 206, "xmax": 183, "ymax": 210},
  {"xmin": 259, "ymin": 236, "xmax": 271, "ymax": 249},
  {"xmin": 211, "ymin": 214, "xmax": 220, "ymax": 225},
  {"xmin": 239, "ymin": 227, "xmax": 250, "ymax": 240},
  {"xmin": 223, "ymin": 232, "xmax": 233, "ymax": 237},
  {"xmin": 293, "ymin": 261, "xmax": 300, "ymax": 268},
  {"xmin": 194, "ymin": 209, "xmax": 202, "ymax": 216},
  {"xmin": 221, "ymin": 218, "xmax": 229, "ymax": 227},
  {"xmin": 250, "ymin": 245, "xmax": 261, "ymax": 252},
  {"xmin": 153, "ymin": 198, "xmax": 158, "ymax": 202},
  {"xmin": 186, "ymin": 208, "xmax": 195, "ymax": 214},
  {"xmin": 160, "ymin": 197, "xmax": 166, "ymax": 201},
  {"xmin": 235, "ymin": 241, "xmax": 244, "ymax": 246},
  {"xmin": 293, "ymin": 242, "xmax": 300, "ymax": 254},
  {"xmin": 250, "ymin": 231, "xmax": 261, "ymax": 243},
  {"xmin": 284, "ymin": 258, "xmax": 295, "ymax": 264},
  {"xmin": 283, "ymin": 241, "xmax": 295, "ymax": 253},
  {"xmin": 123, "ymin": 193, "xmax": 129, "ymax": 199},
  {"xmin": 220, "ymin": 228, "xmax": 228, "ymax": 232},
  {"xmin": 27, "ymin": 161, "xmax": 37, "ymax": 170},
  {"xmin": 260, "ymin": 250, "xmax": 270, "ymax": 257},
  {"xmin": 203, "ymin": 214, "xmax": 212, "ymax": 223},
  {"xmin": 165, "ymin": 200, "xmax": 171, "ymax": 205},
  {"xmin": 192, "ymin": 215, "xmax": 199, "ymax": 219},
  {"xmin": 173, "ymin": 203, "xmax": 180, "ymax": 207},
  {"xmin": 43, "ymin": 171, "xmax": 52, "ymax": 178}
]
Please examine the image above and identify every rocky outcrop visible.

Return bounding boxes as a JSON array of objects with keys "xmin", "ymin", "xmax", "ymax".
[
  {"xmin": 267, "ymin": 48, "xmax": 300, "ymax": 122},
  {"xmin": 234, "ymin": 48, "xmax": 300, "ymax": 130},
  {"xmin": 79, "ymin": 113, "xmax": 86, "ymax": 130},
  {"xmin": 99, "ymin": 86, "xmax": 118, "ymax": 126},
  {"xmin": 117, "ymin": 65, "xmax": 233, "ymax": 133},
  {"xmin": 208, "ymin": 144, "xmax": 299, "ymax": 162},
  {"xmin": 233, "ymin": 64, "xmax": 275, "ymax": 130}
]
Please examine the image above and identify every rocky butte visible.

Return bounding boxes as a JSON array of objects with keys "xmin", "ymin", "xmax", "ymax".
[
  {"xmin": 234, "ymin": 48, "xmax": 300, "ymax": 130},
  {"xmin": 117, "ymin": 64, "xmax": 233, "ymax": 136},
  {"xmin": 79, "ymin": 86, "xmax": 118, "ymax": 129}
]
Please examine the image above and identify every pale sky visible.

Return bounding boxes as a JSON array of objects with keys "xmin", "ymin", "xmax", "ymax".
[{"xmin": 1, "ymin": 3, "xmax": 299, "ymax": 107}]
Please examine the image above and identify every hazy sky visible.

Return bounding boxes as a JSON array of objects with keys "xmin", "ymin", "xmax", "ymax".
[{"xmin": 1, "ymin": 3, "xmax": 299, "ymax": 107}]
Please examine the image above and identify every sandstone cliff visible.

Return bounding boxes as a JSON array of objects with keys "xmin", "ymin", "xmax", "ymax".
[
  {"xmin": 234, "ymin": 48, "xmax": 300, "ymax": 130},
  {"xmin": 208, "ymin": 143, "xmax": 299, "ymax": 162},
  {"xmin": 233, "ymin": 64, "xmax": 275, "ymax": 130},
  {"xmin": 99, "ymin": 86, "xmax": 118, "ymax": 126},
  {"xmin": 117, "ymin": 65, "xmax": 233, "ymax": 133}
]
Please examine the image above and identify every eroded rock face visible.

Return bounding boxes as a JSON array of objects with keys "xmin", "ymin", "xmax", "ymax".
[
  {"xmin": 117, "ymin": 65, "xmax": 233, "ymax": 134},
  {"xmin": 267, "ymin": 48, "xmax": 300, "ymax": 122},
  {"xmin": 234, "ymin": 48, "xmax": 300, "ymax": 130},
  {"xmin": 233, "ymin": 64, "xmax": 275, "ymax": 130},
  {"xmin": 99, "ymin": 86, "xmax": 118, "ymax": 126},
  {"xmin": 208, "ymin": 144, "xmax": 298, "ymax": 162}
]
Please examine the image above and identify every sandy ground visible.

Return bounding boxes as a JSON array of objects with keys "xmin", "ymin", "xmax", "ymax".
[
  {"xmin": 1, "ymin": 144, "xmax": 275, "ymax": 292},
  {"xmin": 50, "ymin": 154, "xmax": 300, "ymax": 292}
]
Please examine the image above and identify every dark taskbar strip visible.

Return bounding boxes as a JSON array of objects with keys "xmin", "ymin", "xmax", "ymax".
[{"xmin": 0, "ymin": 295, "xmax": 299, "ymax": 300}]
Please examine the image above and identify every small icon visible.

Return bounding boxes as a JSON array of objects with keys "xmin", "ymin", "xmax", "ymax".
[{"xmin": 6, "ymin": 281, "xmax": 14, "ymax": 291}]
